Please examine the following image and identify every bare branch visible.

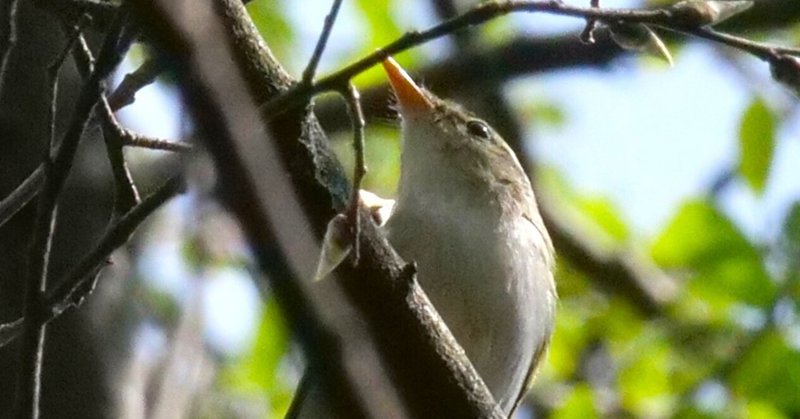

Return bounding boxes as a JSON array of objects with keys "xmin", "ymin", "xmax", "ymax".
[
  {"xmin": 107, "ymin": 56, "xmax": 162, "ymax": 111},
  {"xmin": 45, "ymin": 175, "xmax": 184, "ymax": 318},
  {"xmin": 0, "ymin": 175, "xmax": 185, "ymax": 350},
  {"xmin": 0, "ymin": 0, "xmax": 20, "ymax": 98},
  {"xmin": 301, "ymin": 0, "xmax": 344, "ymax": 85},
  {"xmin": 263, "ymin": 0, "xmax": 800, "ymax": 118},
  {"xmin": 341, "ymin": 83, "xmax": 367, "ymax": 262},
  {"xmin": 14, "ymin": 7, "xmax": 131, "ymax": 417},
  {"xmin": 0, "ymin": 166, "xmax": 44, "ymax": 228},
  {"xmin": 72, "ymin": 32, "xmax": 141, "ymax": 214}
]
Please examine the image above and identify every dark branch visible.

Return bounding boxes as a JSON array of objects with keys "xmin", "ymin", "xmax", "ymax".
[
  {"xmin": 107, "ymin": 56, "xmax": 162, "ymax": 111},
  {"xmin": 0, "ymin": 0, "xmax": 20, "ymax": 98},
  {"xmin": 0, "ymin": 175, "xmax": 185, "ymax": 350},
  {"xmin": 13, "ymin": 7, "xmax": 130, "ymax": 417},
  {"xmin": 262, "ymin": 0, "xmax": 797, "ymax": 117},
  {"xmin": 0, "ymin": 166, "xmax": 44, "ymax": 229}
]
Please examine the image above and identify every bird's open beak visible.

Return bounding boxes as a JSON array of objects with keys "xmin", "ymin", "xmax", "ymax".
[{"xmin": 382, "ymin": 57, "xmax": 432, "ymax": 114}]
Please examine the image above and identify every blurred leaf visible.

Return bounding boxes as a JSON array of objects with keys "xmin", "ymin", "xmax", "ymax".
[
  {"xmin": 354, "ymin": 0, "xmax": 399, "ymax": 46},
  {"xmin": 331, "ymin": 125, "xmax": 400, "ymax": 197},
  {"xmin": 730, "ymin": 330, "xmax": 800, "ymax": 412},
  {"xmin": 779, "ymin": 202, "xmax": 800, "ymax": 263},
  {"xmin": 518, "ymin": 99, "xmax": 566, "ymax": 129},
  {"xmin": 548, "ymin": 306, "xmax": 591, "ymax": 378},
  {"xmin": 536, "ymin": 165, "xmax": 629, "ymax": 247},
  {"xmin": 219, "ymin": 300, "xmax": 292, "ymax": 416},
  {"xmin": 574, "ymin": 197, "xmax": 629, "ymax": 243},
  {"xmin": 652, "ymin": 200, "xmax": 750, "ymax": 267},
  {"xmin": 351, "ymin": 0, "xmax": 411, "ymax": 88},
  {"xmin": 619, "ymin": 339, "xmax": 673, "ymax": 416},
  {"xmin": 738, "ymin": 98, "xmax": 776, "ymax": 194},
  {"xmin": 246, "ymin": 0, "xmax": 294, "ymax": 62},
  {"xmin": 745, "ymin": 400, "xmax": 789, "ymax": 419},
  {"xmin": 652, "ymin": 200, "xmax": 776, "ymax": 307},
  {"xmin": 552, "ymin": 384, "xmax": 598, "ymax": 419}
]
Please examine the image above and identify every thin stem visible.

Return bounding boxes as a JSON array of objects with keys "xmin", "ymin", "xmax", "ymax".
[
  {"xmin": 0, "ymin": 175, "xmax": 184, "ymax": 351},
  {"xmin": 0, "ymin": 166, "xmax": 45, "ymax": 228},
  {"xmin": 301, "ymin": 0, "xmax": 344, "ymax": 85},
  {"xmin": 262, "ymin": 0, "xmax": 800, "ymax": 118},
  {"xmin": 0, "ymin": 0, "xmax": 19, "ymax": 98},
  {"xmin": 341, "ymin": 82, "xmax": 367, "ymax": 262},
  {"xmin": 46, "ymin": 175, "xmax": 184, "ymax": 318},
  {"xmin": 72, "ymin": 32, "xmax": 141, "ymax": 214},
  {"xmin": 13, "ymin": 8, "xmax": 130, "ymax": 417},
  {"xmin": 121, "ymin": 132, "xmax": 192, "ymax": 152}
]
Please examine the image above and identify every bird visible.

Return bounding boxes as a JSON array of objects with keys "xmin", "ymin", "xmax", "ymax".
[{"xmin": 290, "ymin": 57, "xmax": 556, "ymax": 418}]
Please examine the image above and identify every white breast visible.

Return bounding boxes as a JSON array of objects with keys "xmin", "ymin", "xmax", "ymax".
[{"xmin": 386, "ymin": 189, "xmax": 555, "ymax": 413}]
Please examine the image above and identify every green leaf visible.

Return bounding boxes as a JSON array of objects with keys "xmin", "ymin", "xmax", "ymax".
[
  {"xmin": 730, "ymin": 330, "xmax": 800, "ymax": 411},
  {"xmin": 552, "ymin": 384, "xmax": 598, "ymax": 419},
  {"xmin": 575, "ymin": 196, "xmax": 629, "ymax": 243},
  {"xmin": 651, "ymin": 200, "xmax": 776, "ymax": 307},
  {"xmin": 652, "ymin": 200, "xmax": 752, "ymax": 267},
  {"xmin": 738, "ymin": 98, "xmax": 776, "ymax": 194},
  {"xmin": 246, "ymin": 1, "xmax": 294, "ymax": 63},
  {"xmin": 354, "ymin": 0, "xmax": 400, "ymax": 47},
  {"xmin": 219, "ymin": 300, "xmax": 292, "ymax": 416},
  {"xmin": 618, "ymin": 339, "xmax": 673, "ymax": 416},
  {"xmin": 779, "ymin": 202, "xmax": 800, "ymax": 264}
]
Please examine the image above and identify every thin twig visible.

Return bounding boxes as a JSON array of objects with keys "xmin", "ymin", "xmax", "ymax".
[
  {"xmin": 301, "ymin": 0, "xmax": 344, "ymax": 85},
  {"xmin": 107, "ymin": 56, "xmax": 162, "ymax": 111},
  {"xmin": 0, "ymin": 175, "xmax": 185, "ymax": 350},
  {"xmin": 341, "ymin": 82, "xmax": 367, "ymax": 262},
  {"xmin": 122, "ymin": 134, "xmax": 192, "ymax": 152},
  {"xmin": 0, "ymin": 166, "xmax": 44, "ymax": 228},
  {"xmin": 72, "ymin": 32, "xmax": 141, "ymax": 214},
  {"xmin": 13, "ymin": 8, "xmax": 130, "ymax": 417},
  {"xmin": 0, "ymin": 0, "xmax": 20, "ymax": 98},
  {"xmin": 262, "ymin": 0, "xmax": 800, "ymax": 117},
  {"xmin": 46, "ymin": 175, "xmax": 185, "ymax": 319},
  {"xmin": 13, "ymin": 20, "xmax": 86, "ymax": 418}
]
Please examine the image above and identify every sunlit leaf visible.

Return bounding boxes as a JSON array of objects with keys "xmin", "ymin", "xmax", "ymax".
[
  {"xmin": 651, "ymin": 200, "xmax": 776, "ymax": 306},
  {"xmin": 730, "ymin": 330, "xmax": 800, "ymax": 411},
  {"xmin": 652, "ymin": 200, "xmax": 751, "ymax": 267},
  {"xmin": 246, "ymin": 1, "xmax": 294, "ymax": 63},
  {"xmin": 574, "ymin": 197, "xmax": 629, "ymax": 243},
  {"xmin": 518, "ymin": 99, "xmax": 567, "ymax": 129},
  {"xmin": 552, "ymin": 384, "xmax": 598, "ymax": 419},
  {"xmin": 738, "ymin": 98, "xmax": 776, "ymax": 194},
  {"xmin": 745, "ymin": 400, "xmax": 789, "ymax": 419},
  {"xmin": 219, "ymin": 300, "xmax": 292, "ymax": 416},
  {"xmin": 548, "ymin": 307, "xmax": 591, "ymax": 378},
  {"xmin": 779, "ymin": 202, "xmax": 800, "ymax": 264},
  {"xmin": 619, "ymin": 340, "xmax": 673, "ymax": 416}
]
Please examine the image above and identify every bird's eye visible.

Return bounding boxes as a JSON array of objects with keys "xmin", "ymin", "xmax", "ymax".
[{"xmin": 466, "ymin": 120, "xmax": 491, "ymax": 140}]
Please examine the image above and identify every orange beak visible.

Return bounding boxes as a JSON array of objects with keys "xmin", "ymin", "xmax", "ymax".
[{"xmin": 382, "ymin": 57, "xmax": 432, "ymax": 115}]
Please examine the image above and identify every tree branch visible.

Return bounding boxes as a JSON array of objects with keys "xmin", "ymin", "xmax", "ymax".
[
  {"xmin": 131, "ymin": 0, "xmax": 505, "ymax": 416},
  {"xmin": 261, "ymin": 0, "xmax": 799, "ymax": 117},
  {"xmin": 13, "ymin": 7, "xmax": 130, "ymax": 417}
]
